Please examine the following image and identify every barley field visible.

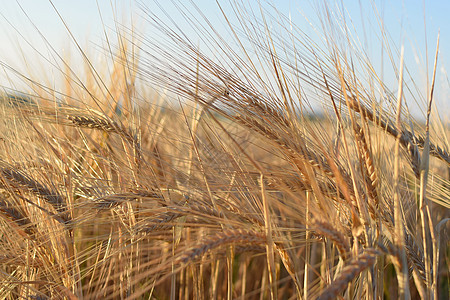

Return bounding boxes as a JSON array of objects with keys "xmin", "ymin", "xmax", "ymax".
[{"xmin": 0, "ymin": 1, "xmax": 448, "ymax": 299}]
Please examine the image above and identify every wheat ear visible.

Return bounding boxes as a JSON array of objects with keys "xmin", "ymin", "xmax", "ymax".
[
  {"xmin": 414, "ymin": 135, "xmax": 450, "ymax": 165},
  {"xmin": 347, "ymin": 99, "xmax": 422, "ymax": 177},
  {"xmin": 140, "ymin": 212, "xmax": 183, "ymax": 233},
  {"xmin": 0, "ymin": 198, "xmax": 36, "ymax": 237},
  {"xmin": 0, "ymin": 166, "xmax": 68, "ymax": 223},
  {"xmin": 353, "ymin": 123, "xmax": 379, "ymax": 219},
  {"xmin": 316, "ymin": 249, "xmax": 378, "ymax": 300},
  {"xmin": 179, "ymin": 229, "xmax": 266, "ymax": 264},
  {"xmin": 234, "ymin": 114, "xmax": 353, "ymax": 192},
  {"xmin": 311, "ymin": 219, "xmax": 350, "ymax": 260}
]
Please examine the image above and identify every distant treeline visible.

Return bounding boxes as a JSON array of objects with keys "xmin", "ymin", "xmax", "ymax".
[{"xmin": 0, "ymin": 91, "xmax": 34, "ymax": 106}]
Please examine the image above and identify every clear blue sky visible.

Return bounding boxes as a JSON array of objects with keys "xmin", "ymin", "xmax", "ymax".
[{"xmin": 0, "ymin": 0, "xmax": 448, "ymax": 117}]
